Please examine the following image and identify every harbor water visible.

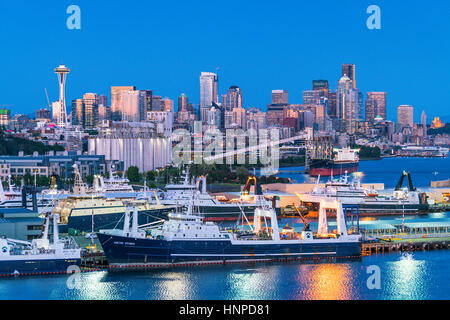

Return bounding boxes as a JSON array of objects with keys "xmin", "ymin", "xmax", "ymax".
[
  {"xmin": 276, "ymin": 157, "xmax": 450, "ymax": 188},
  {"xmin": 0, "ymin": 249, "xmax": 448, "ymax": 300}
]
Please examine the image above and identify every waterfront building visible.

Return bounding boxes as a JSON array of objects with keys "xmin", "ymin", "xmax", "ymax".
[
  {"xmin": 0, "ymin": 208, "xmax": 44, "ymax": 241},
  {"xmin": 365, "ymin": 92, "xmax": 387, "ymax": 122},
  {"xmin": 111, "ymin": 86, "xmax": 136, "ymax": 121},
  {"xmin": 224, "ymin": 86, "xmax": 243, "ymax": 111},
  {"xmin": 342, "ymin": 64, "xmax": 356, "ymax": 89},
  {"xmin": 397, "ymin": 105, "xmax": 414, "ymax": 128},
  {"xmin": 0, "ymin": 151, "xmax": 119, "ymax": 180},
  {"xmin": 88, "ymin": 123, "xmax": 172, "ymax": 173}
]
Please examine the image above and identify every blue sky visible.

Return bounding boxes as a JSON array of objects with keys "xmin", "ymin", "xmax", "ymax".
[{"xmin": 0, "ymin": 0, "xmax": 449, "ymax": 122}]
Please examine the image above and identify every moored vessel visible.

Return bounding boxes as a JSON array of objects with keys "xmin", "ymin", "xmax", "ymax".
[
  {"xmin": 309, "ymin": 148, "xmax": 359, "ymax": 176},
  {"xmin": 0, "ymin": 214, "xmax": 81, "ymax": 276},
  {"xmin": 98, "ymin": 184, "xmax": 361, "ymax": 270}
]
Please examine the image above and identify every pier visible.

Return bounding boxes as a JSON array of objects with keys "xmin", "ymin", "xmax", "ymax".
[{"xmin": 362, "ymin": 237, "xmax": 450, "ymax": 255}]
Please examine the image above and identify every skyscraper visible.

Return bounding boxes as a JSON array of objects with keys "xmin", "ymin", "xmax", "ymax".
[
  {"xmin": 337, "ymin": 75, "xmax": 359, "ymax": 133},
  {"xmin": 121, "ymin": 90, "xmax": 146, "ymax": 122},
  {"xmin": 83, "ymin": 93, "xmax": 99, "ymax": 128},
  {"xmin": 365, "ymin": 92, "xmax": 387, "ymax": 122},
  {"xmin": 303, "ymin": 90, "xmax": 321, "ymax": 105},
  {"xmin": 342, "ymin": 64, "xmax": 356, "ymax": 89},
  {"xmin": 312, "ymin": 80, "xmax": 329, "ymax": 98},
  {"xmin": 200, "ymin": 72, "xmax": 219, "ymax": 123},
  {"xmin": 272, "ymin": 90, "xmax": 289, "ymax": 104},
  {"xmin": 397, "ymin": 105, "xmax": 414, "ymax": 128},
  {"xmin": 111, "ymin": 86, "xmax": 136, "ymax": 121},
  {"xmin": 178, "ymin": 93, "xmax": 189, "ymax": 112},
  {"xmin": 225, "ymin": 86, "xmax": 243, "ymax": 111}
]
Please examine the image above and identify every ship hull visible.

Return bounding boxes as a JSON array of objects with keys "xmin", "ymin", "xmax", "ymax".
[
  {"xmin": 98, "ymin": 233, "xmax": 361, "ymax": 267},
  {"xmin": 309, "ymin": 159, "xmax": 359, "ymax": 176},
  {"xmin": 0, "ymin": 258, "xmax": 81, "ymax": 276}
]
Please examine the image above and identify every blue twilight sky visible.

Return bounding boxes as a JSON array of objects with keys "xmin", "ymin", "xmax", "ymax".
[{"xmin": 0, "ymin": 0, "xmax": 449, "ymax": 122}]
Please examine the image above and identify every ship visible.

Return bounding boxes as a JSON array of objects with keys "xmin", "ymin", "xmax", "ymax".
[
  {"xmin": 51, "ymin": 165, "xmax": 176, "ymax": 233},
  {"xmin": 297, "ymin": 171, "xmax": 429, "ymax": 216},
  {"xmin": 97, "ymin": 184, "xmax": 361, "ymax": 269},
  {"xmin": 142, "ymin": 170, "xmax": 281, "ymax": 221},
  {"xmin": 309, "ymin": 147, "xmax": 359, "ymax": 176},
  {"xmin": 0, "ymin": 214, "xmax": 81, "ymax": 276}
]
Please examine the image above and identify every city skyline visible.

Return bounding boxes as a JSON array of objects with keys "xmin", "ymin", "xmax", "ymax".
[{"xmin": 0, "ymin": 1, "xmax": 449, "ymax": 122}]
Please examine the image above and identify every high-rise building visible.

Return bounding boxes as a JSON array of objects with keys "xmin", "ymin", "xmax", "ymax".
[
  {"xmin": 225, "ymin": 86, "xmax": 243, "ymax": 111},
  {"xmin": 161, "ymin": 98, "xmax": 174, "ymax": 112},
  {"xmin": 111, "ymin": 86, "xmax": 136, "ymax": 121},
  {"xmin": 421, "ymin": 110, "xmax": 427, "ymax": 138},
  {"xmin": 337, "ymin": 75, "xmax": 359, "ymax": 133},
  {"xmin": 397, "ymin": 105, "xmax": 414, "ymax": 128},
  {"xmin": 178, "ymin": 93, "xmax": 189, "ymax": 112},
  {"xmin": 53, "ymin": 65, "xmax": 70, "ymax": 127},
  {"xmin": 71, "ymin": 99, "xmax": 84, "ymax": 127},
  {"xmin": 83, "ymin": 93, "xmax": 99, "ymax": 128},
  {"xmin": 0, "ymin": 109, "xmax": 11, "ymax": 127},
  {"xmin": 342, "ymin": 64, "xmax": 356, "ymax": 89},
  {"xmin": 303, "ymin": 90, "xmax": 321, "ymax": 105},
  {"xmin": 328, "ymin": 91, "xmax": 337, "ymax": 118},
  {"xmin": 272, "ymin": 90, "xmax": 288, "ymax": 104},
  {"xmin": 200, "ymin": 72, "xmax": 219, "ymax": 123},
  {"xmin": 121, "ymin": 90, "xmax": 146, "ymax": 122},
  {"xmin": 35, "ymin": 108, "xmax": 51, "ymax": 121},
  {"xmin": 98, "ymin": 95, "xmax": 108, "ymax": 107},
  {"xmin": 312, "ymin": 80, "xmax": 329, "ymax": 98},
  {"xmin": 365, "ymin": 92, "xmax": 387, "ymax": 122}
]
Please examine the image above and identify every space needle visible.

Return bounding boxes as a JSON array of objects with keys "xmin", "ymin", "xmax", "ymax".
[{"xmin": 54, "ymin": 64, "xmax": 70, "ymax": 128}]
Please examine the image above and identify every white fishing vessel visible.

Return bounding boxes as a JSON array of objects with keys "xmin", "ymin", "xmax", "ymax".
[
  {"xmin": 0, "ymin": 214, "xmax": 81, "ymax": 276},
  {"xmin": 142, "ymin": 168, "xmax": 281, "ymax": 221}
]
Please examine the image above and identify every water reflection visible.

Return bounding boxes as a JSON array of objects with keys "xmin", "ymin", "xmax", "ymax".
[
  {"xmin": 385, "ymin": 252, "xmax": 428, "ymax": 300},
  {"xmin": 297, "ymin": 264, "xmax": 357, "ymax": 300}
]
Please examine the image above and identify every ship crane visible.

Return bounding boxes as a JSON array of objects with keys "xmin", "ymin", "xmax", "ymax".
[
  {"xmin": 293, "ymin": 204, "xmax": 311, "ymax": 231},
  {"xmin": 395, "ymin": 171, "xmax": 416, "ymax": 191}
]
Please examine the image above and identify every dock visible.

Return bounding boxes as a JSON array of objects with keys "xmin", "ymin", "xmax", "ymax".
[{"xmin": 362, "ymin": 237, "xmax": 450, "ymax": 255}]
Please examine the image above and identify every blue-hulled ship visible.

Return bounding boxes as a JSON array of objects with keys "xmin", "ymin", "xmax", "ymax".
[
  {"xmin": 0, "ymin": 214, "xmax": 81, "ymax": 276},
  {"xmin": 98, "ymin": 183, "xmax": 362, "ymax": 269}
]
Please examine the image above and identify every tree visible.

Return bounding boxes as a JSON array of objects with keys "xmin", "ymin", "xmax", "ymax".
[
  {"xmin": 145, "ymin": 171, "xmax": 157, "ymax": 185},
  {"xmin": 236, "ymin": 166, "xmax": 249, "ymax": 184},
  {"xmin": 126, "ymin": 166, "xmax": 141, "ymax": 184}
]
